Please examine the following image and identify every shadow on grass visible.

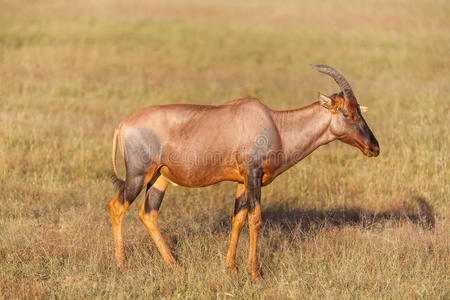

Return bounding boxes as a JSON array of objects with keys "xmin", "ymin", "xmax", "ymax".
[
  {"xmin": 138, "ymin": 197, "xmax": 435, "ymax": 262},
  {"xmin": 261, "ymin": 196, "xmax": 435, "ymax": 232}
]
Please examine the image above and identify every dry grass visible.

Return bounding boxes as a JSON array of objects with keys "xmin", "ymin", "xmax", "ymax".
[{"xmin": 0, "ymin": 0, "xmax": 449, "ymax": 298}]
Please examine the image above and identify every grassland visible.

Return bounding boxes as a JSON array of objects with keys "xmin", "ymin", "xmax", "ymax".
[{"xmin": 0, "ymin": 0, "xmax": 449, "ymax": 298}]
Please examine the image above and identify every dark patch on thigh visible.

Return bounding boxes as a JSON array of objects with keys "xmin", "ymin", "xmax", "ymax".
[
  {"xmin": 120, "ymin": 128, "xmax": 164, "ymax": 205},
  {"xmin": 124, "ymin": 127, "xmax": 164, "ymax": 176}
]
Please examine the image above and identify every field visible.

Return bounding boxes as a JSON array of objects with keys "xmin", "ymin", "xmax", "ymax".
[{"xmin": 0, "ymin": 0, "xmax": 449, "ymax": 298}]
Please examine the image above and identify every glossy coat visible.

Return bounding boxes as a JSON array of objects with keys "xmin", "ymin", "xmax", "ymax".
[{"xmin": 108, "ymin": 65, "xmax": 380, "ymax": 279}]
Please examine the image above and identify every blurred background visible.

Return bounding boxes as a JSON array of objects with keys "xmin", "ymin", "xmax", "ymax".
[{"xmin": 0, "ymin": 0, "xmax": 448, "ymax": 298}]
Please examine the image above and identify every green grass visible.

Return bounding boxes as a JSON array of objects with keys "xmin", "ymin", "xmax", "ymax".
[{"xmin": 0, "ymin": 0, "xmax": 449, "ymax": 298}]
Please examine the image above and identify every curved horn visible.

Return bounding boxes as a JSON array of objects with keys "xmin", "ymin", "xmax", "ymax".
[{"xmin": 310, "ymin": 64, "xmax": 355, "ymax": 100}]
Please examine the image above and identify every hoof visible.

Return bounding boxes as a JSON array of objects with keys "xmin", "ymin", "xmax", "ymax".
[
  {"xmin": 227, "ymin": 265, "xmax": 238, "ymax": 275},
  {"xmin": 249, "ymin": 270, "xmax": 262, "ymax": 280},
  {"xmin": 165, "ymin": 258, "xmax": 177, "ymax": 268},
  {"xmin": 116, "ymin": 261, "xmax": 126, "ymax": 271}
]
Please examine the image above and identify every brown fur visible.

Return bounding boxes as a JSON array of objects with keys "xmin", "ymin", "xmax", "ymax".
[{"xmin": 108, "ymin": 65, "xmax": 380, "ymax": 279}]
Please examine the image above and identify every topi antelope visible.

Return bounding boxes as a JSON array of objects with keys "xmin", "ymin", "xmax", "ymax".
[{"xmin": 109, "ymin": 64, "xmax": 380, "ymax": 279}]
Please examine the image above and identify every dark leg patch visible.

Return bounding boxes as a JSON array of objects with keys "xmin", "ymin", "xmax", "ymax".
[
  {"xmin": 144, "ymin": 185, "xmax": 166, "ymax": 213},
  {"xmin": 234, "ymin": 192, "xmax": 247, "ymax": 215},
  {"xmin": 246, "ymin": 167, "xmax": 263, "ymax": 213}
]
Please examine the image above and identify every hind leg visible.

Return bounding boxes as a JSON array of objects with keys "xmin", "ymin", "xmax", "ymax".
[
  {"xmin": 139, "ymin": 173, "xmax": 176, "ymax": 266},
  {"xmin": 109, "ymin": 167, "xmax": 156, "ymax": 269},
  {"xmin": 109, "ymin": 191, "xmax": 130, "ymax": 269}
]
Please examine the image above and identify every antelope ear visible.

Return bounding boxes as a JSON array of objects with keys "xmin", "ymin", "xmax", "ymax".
[
  {"xmin": 359, "ymin": 105, "xmax": 369, "ymax": 113},
  {"xmin": 318, "ymin": 92, "xmax": 334, "ymax": 109}
]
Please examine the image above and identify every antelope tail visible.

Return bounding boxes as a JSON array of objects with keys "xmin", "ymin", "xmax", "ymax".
[{"xmin": 111, "ymin": 129, "xmax": 125, "ymax": 191}]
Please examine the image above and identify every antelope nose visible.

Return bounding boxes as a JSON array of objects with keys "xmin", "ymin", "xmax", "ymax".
[{"xmin": 369, "ymin": 144, "xmax": 380, "ymax": 157}]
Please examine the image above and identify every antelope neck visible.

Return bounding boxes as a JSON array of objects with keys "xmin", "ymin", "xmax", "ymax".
[{"xmin": 271, "ymin": 102, "xmax": 335, "ymax": 167}]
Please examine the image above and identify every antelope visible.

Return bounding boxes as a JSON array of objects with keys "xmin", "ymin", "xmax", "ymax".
[{"xmin": 108, "ymin": 64, "xmax": 380, "ymax": 279}]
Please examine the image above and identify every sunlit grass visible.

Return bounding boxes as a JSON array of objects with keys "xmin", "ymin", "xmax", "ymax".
[{"xmin": 0, "ymin": 0, "xmax": 448, "ymax": 298}]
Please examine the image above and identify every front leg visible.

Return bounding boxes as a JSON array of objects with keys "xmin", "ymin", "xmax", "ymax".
[
  {"xmin": 226, "ymin": 183, "xmax": 248, "ymax": 274},
  {"xmin": 246, "ymin": 167, "xmax": 263, "ymax": 279}
]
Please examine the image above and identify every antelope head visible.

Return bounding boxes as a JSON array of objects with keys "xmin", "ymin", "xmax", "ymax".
[{"xmin": 311, "ymin": 64, "xmax": 380, "ymax": 157}]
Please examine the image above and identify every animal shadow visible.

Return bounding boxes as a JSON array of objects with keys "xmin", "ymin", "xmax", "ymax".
[{"xmin": 261, "ymin": 196, "xmax": 435, "ymax": 233}]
